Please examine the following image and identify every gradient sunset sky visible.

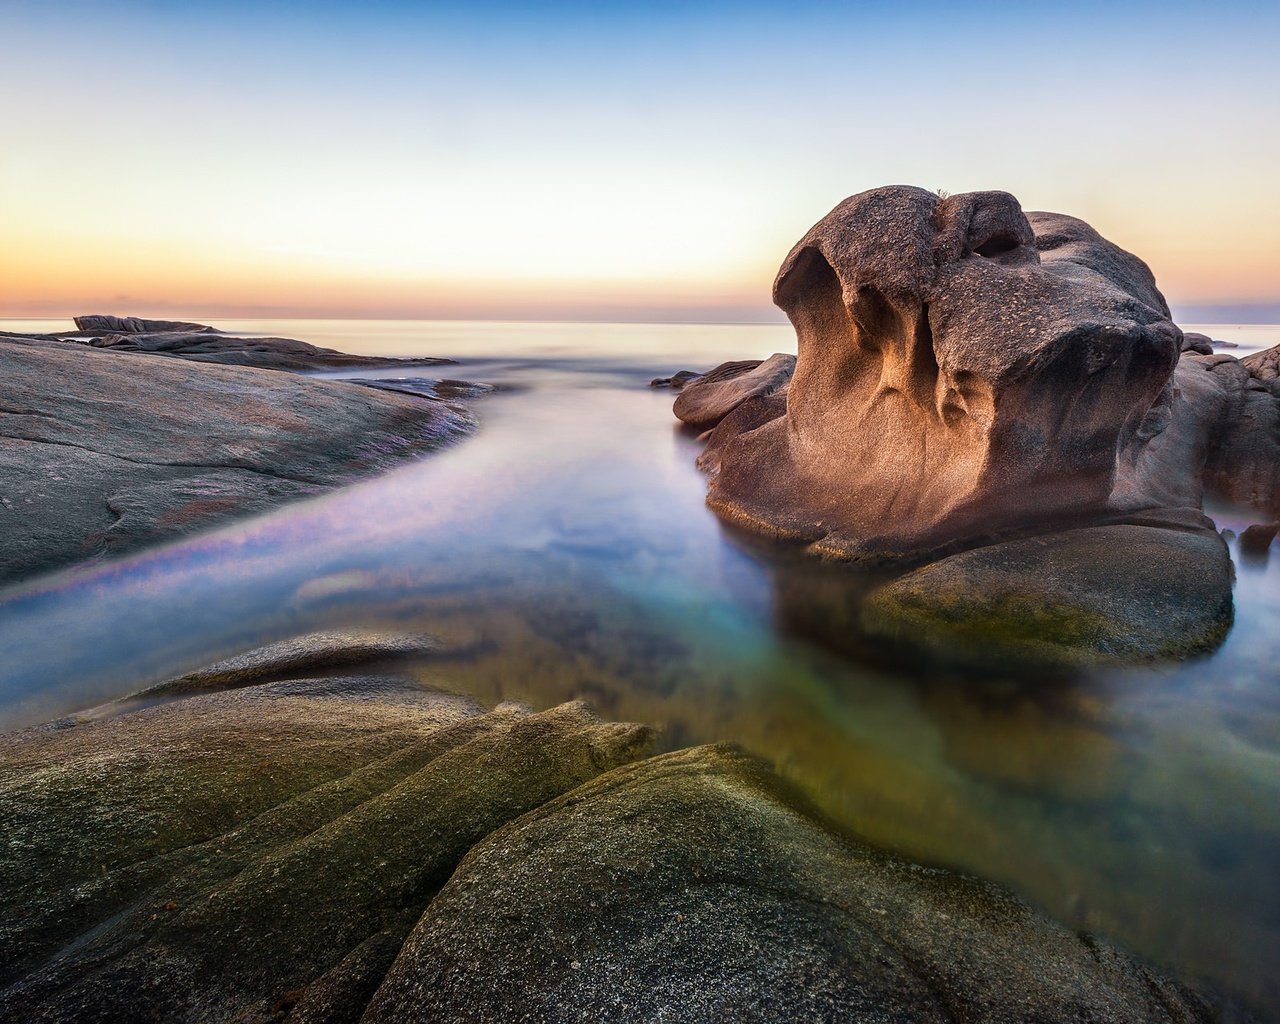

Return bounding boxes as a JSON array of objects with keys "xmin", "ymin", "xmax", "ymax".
[{"xmin": 3, "ymin": 0, "xmax": 1277, "ymax": 322}]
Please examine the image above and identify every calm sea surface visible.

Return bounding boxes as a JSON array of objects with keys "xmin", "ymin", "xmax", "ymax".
[{"xmin": 2, "ymin": 318, "xmax": 1279, "ymax": 1016}]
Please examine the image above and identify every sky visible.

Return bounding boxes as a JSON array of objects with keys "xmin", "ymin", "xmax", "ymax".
[{"xmin": 2, "ymin": 0, "xmax": 1278, "ymax": 323}]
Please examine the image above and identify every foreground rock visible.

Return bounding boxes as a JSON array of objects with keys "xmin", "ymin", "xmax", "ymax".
[
  {"xmin": 48, "ymin": 314, "xmax": 457, "ymax": 372},
  {"xmin": 0, "ymin": 666, "xmax": 1221, "ymax": 1022},
  {"xmin": 370, "ymin": 743, "xmax": 1216, "ymax": 1024},
  {"xmin": 662, "ymin": 186, "xmax": 1280, "ymax": 665},
  {"xmin": 0, "ymin": 677, "xmax": 651, "ymax": 1023},
  {"xmin": 0, "ymin": 334, "xmax": 473, "ymax": 585}
]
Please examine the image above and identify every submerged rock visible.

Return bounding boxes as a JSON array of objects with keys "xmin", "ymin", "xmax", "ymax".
[
  {"xmin": 366, "ymin": 744, "xmax": 1216, "ymax": 1023},
  {"xmin": 0, "ymin": 334, "xmax": 474, "ymax": 586},
  {"xmin": 862, "ymin": 525, "xmax": 1234, "ymax": 667}
]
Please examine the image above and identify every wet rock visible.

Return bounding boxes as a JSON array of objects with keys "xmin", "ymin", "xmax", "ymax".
[
  {"xmin": 861, "ymin": 525, "xmax": 1234, "ymax": 668},
  {"xmin": 85, "ymin": 631, "xmax": 442, "ymax": 710},
  {"xmin": 0, "ymin": 679, "xmax": 652, "ymax": 1023},
  {"xmin": 346, "ymin": 376, "xmax": 497, "ymax": 402},
  {"xmin": 697, "ymin": 188, "xmax": 1181, "ymax": 561},
  {"xmin": 672, "ymin": 353, "xmax": 795, "ymax": 429},
  {"xmin": 365, "ymin": 744, "xmax": 1215, "ymax": 1023},
  {"xmin": 0, "ymin": 335, "xmax": 474, "ymax": 586},
  {"xmin": 1239, "ymin": 522, "xmax": 1278, "ymax": 556}
]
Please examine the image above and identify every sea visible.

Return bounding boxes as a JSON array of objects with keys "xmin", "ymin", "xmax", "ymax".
[{"xmin": 1, "ymin": 318, "xmax": 1278, "ymax": 1017}]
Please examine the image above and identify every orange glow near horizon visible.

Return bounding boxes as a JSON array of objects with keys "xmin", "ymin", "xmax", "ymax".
[{"xmin": 3, "ymin": 3, "xmax": 1278, "ymax": 322}]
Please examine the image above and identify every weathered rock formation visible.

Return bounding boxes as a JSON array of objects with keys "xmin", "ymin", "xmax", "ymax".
[
  {"xmin": 0, "ymin": 334, "xmax": 473, "ymax": 586},
  {"xmin": 691, "ymin": 189, "xmax": 1187, "ymax": 557},
  {"xmin": 667, "ymin": 186, "xmax": 1280, "ymax": 664},
  {"xmin": 0, "ymin": 649, "xmax": 1222, "ymax": 1022}
]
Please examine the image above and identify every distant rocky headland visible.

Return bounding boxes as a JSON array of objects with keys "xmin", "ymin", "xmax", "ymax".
[
  {"xmin": 661, "ymin": 186, "xmax": 1280, "ymax": 668},
  {"xmin": 0, "ymin": 317, "xmax": 477, "ymax": 586}
]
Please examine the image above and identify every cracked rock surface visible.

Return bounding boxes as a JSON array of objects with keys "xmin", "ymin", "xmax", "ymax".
[{"xmin": 0, "ymin": 334, "xmax": 473, "ymax": 586}]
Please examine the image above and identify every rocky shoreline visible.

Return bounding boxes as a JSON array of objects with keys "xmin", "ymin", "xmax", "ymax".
[
  {"xmin": 0, "ymin": 633, "xmax": 1231, "ymax": 1023},
  {"xmin": 0, "ymin": 318, "xmax": 478, "ymax": 587},
  {"xmin": 0, "ymin": 256, "xmax": 1266, "ymax": 1019}
]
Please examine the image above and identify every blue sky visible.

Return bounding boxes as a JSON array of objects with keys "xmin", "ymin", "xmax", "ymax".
[{"xmin": 2, "ymin": 0, "xmax": 1277, "ymax": 320}]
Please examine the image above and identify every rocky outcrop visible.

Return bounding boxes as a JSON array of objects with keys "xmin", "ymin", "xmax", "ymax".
[
  {"xmin": 73, "ymin": 314, "xmax": 219, "ymax": 334},
  {"xmin": 696, "ymin": 189, "xmax": 1183, "ymax": 560},
  {"xmin": 367, "ymin": 744, "xmax": 1217, "ymax": 1023},
  {"xmin": 672, "ymin": 352, "xmax": 795, "ymax": 430},
  {"xmin": 0, "ymin": 334, "xmax": 473, "ymax": 586},
  {"xmin": 58, "ymin": 317, "xmax": 455, "ymax": 372},
  {"xmin": 663, "ymin": 186, "xmax": 1280, "ymax": 665},
  {"xmin": 0, "ymin": 659, "xmax": 1221, "ymax": 1023}
]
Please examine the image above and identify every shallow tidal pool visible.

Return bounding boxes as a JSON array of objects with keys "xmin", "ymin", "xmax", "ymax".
[{"xmin": 1, "ymin": 318, "xmax": 1278, "ymax": 1018}]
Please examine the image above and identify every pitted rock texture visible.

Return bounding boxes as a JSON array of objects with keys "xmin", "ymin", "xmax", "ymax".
[{"xmin": 697, "ymin": 187, "xmax": 1183, "ymax": 561}]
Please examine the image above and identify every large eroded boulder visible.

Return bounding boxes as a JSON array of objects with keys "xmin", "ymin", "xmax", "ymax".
[{"xmin": 700, "ymin": 188, "xmax": 1182, "ymax": 561}]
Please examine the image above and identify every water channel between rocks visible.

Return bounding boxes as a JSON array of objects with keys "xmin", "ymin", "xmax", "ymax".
[{"xmin": 1, "ymin": 319, "xmax": 1277, "ymax": 1017}]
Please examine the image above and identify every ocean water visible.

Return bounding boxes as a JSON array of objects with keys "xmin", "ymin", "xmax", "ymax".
[{"xmin": 1, "ymin": 318, "xmax": 1278, "ymax": 1016}]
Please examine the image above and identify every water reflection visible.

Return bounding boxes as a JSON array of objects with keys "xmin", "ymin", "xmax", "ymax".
[{"xmin": 0, "ymin": 321, "xmax": 1278, "ymax": 1018}]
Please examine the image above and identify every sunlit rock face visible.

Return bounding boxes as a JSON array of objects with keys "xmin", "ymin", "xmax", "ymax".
[{"xmin": 699, "ymin": 186, "xmax": 1183, "ymax": 561}]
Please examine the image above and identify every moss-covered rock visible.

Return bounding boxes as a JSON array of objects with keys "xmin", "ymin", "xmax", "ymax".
[
  {"xmin": 366, "ymin": 744, "xmax": 1216, "ymax": 1023},
  {"xmin": 0, "ymin": 677, "xmax": 651, "ymax": 1022},
  {"xmin": 861, "ymin": 525, "xmax": 1234, "ymax": 668}
]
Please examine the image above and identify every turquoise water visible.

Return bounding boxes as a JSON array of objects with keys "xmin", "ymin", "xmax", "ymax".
[{"xmin": 1, "ymin": 318, "xmax": 1278, "ymax": 1017}]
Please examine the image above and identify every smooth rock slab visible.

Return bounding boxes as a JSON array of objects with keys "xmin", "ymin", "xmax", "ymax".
[
  {"xmin": 365, "ymin": 744, "xmax": 1215, "ymax": 1023},
  {"xmin": 861, "ymin": 525, "xmax": 1234, "ymax": 668},
  {"xmin": 0, "ymin": 335, "xmax": 473, "ymax": 585}
]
